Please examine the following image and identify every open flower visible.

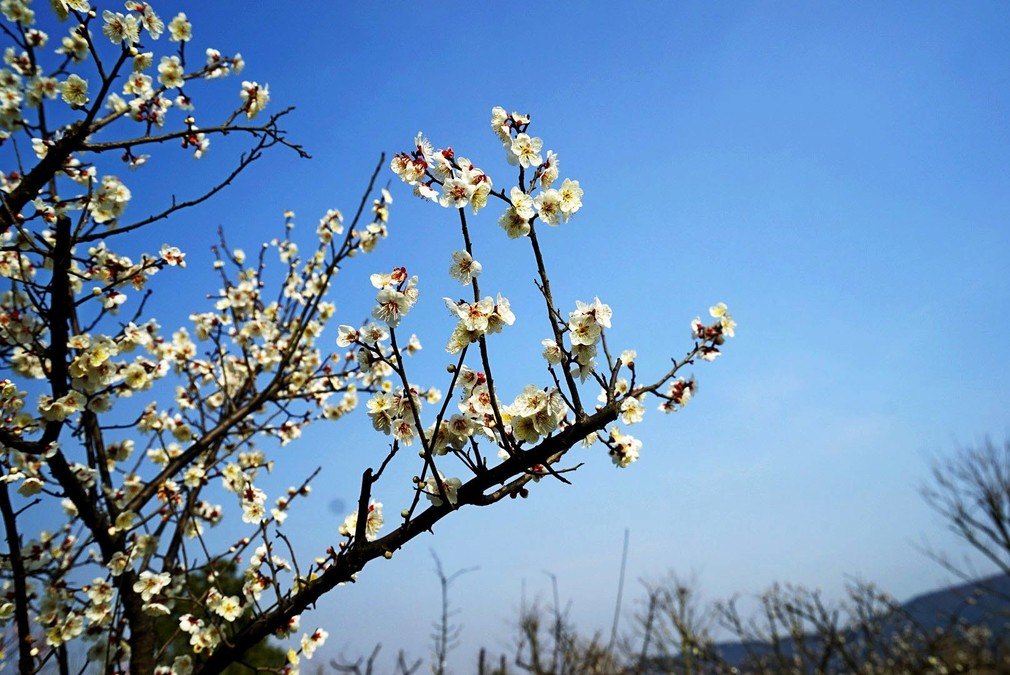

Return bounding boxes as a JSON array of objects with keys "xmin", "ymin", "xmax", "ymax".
[
  {"xmin": 448, "ymin": 250, "xmax": 482, "ymax": 285},
  {"xmin": 102, "ymin": 11, "xmax": 140, "ymax": 44},
  {"xmin": 439, "ymin": 177, "xmax": 472, "ymax": 209},
  {"xmin": 510, "ymin": 133, "xmax": 543, "ymax": 168},
  {"xmin": 168, "ymin": 13, "xmax": 192, "ymax": 42},
  {"xmin": 608, "ymin": 428, "xmax": 642, "ymax": 468},
  {"xmin": 499, "ymin": 207, "xmax": 530, "ymax": 239},
  {"xmin": 709, "ymin": 302, "xmax": 736, "ymax": 337},
  {"xmin": 338, "ymin": 499, "xmax": 384, "ymax": 541},
  {"xmin": 510, "ymin": 186, "xmax": 535, "ymax": 220},
  {"xmin": 60, "ymin": 74, "xmax": 88, "ymax": 106},
  {"xmin": 240, "ymin": 81, "xmax": 270, "ymax": 119},
  {"xmin": 372, "ymin": 288, "xmax": 412, "ymax": 327},
  {"xmin": 133, "ymin": 571, "xmax": 171, "ymax": 602},
  {"xmin": 558, "ymin": 178, "xmax": 583, "ymax": 219},
  {"xmin": 534, "ymin": 189, "xmax": 562, "ymax": 225},
  {"xmin": 445, "ymin": 296, "xmax": 495, "ymax": 333},
  {"xmin": 212, "ymin": 595, "xmax": 243, "ymax": 622},
  {"xmin": 620, "ymin": 395, "xmax": 646, "ymax": 424},
  {"xmin": 424, "ymin": 474, "xmax": 462, "ymax": 507}
]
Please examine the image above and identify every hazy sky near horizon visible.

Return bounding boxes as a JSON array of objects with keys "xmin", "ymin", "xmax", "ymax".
[{"xmin": 37, "ymin": 1, "xmax": 1010, "ymax": 668}]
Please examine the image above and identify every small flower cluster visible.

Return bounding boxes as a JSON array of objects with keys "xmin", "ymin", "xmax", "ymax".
[
  {"xmin": 443, "ymin": 294, "xmax": 515, "ymax": 354},
  {"xmin": 692, "ymin": 302, "xmax": 736, "ymax": 361},
  {"xmin": 423, "ymin": 472, "xmax": 462, "ymax": 507},
  {"xmin": 503, "ymin": 385, "xmax": 566, "ymax": 445},
  {"xmin": 206, "ymin": 586, "xmax": 245, "ymax": 623},
  {"xmin": 493, "ymin": 108, "xmax": 582, "ymax": 233},
  {"xmin": 541, "ymin": 297, "xmax": 613, "ymax": 381},
  {"xmin": 606, "ymin": 428, "xmax": 643, "ymax": 468},
  {"xmin": 370, "ymin": 266, "xmax": 419, "ymax": 328},
  {"xmin": 366, "ymin": 387, "xmax": 424, "ymax": 446},
  {"xmin": 338, "ymin": 499, "xmax": 384, "ymax": 541},
  {"xmin": 659, "ymin": 377, "xmax": 696, "ymax": 413},
  {"xmin": 392, "ymin": 108, "xmax": 584, "ymax": 241},
  {"xmin": 283, "ymin": 627, "xmax": 329, "ymax": 674},
  {"xmin": 391, "ymin": 134, "xmax": 493, "ymax": 213},
  {"xmin": 178, "ymin": 612, "xmax": 223, "ymax": 654},
  {"xmin": 422, "ymin": 366, "xmax": 490, "ymax": 454}
]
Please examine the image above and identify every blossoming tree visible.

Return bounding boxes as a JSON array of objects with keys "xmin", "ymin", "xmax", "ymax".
[{"xmin": 0, "ymin": 2, "xmax": 735, "ymax": 673}]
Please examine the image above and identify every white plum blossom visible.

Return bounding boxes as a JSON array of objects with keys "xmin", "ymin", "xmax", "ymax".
[
  {"xmin": 102, "ymin": 11, "xmax": 140, "ymax": 45},
  {"xmin": 573, "ymin": 298, "xmax": 612, "ymax": 329},
  {"xmin": 534, "ymin": 188, "xmax": 563, "ymax": 225},
  {"xmin": 439, "ymin": 176, "xmax": 472, "ymax": 209},
  {"xmin": 558, "ymin": 178, "xmax": 583, "ymax": 219},
  {"xmin": 372, "ymin": 288, "xmax": 411, "ymax": 327},
  {"xmin": 542, "ymin": 339, "xmax": 563, "ymax": 365},
  {"xmin": 608, "ymin": 428, "xmax": 642, "ymax": 468},
  {"xmin": 211, "ymin": 595, "xmax": 244, "ymax": 622},
  {"xmin": 133, "ymin": 571, "xmax": 171, "ymax": 602},
  {"xmin": 499, "ymin": 207, "xmax": 530, "ymax": 238},
  {"xmin": 540, "ymin": 150, "xmax": 559, "ymax": 188},
  {"xmin": 240, "ymin": 81, "xmax": 269, "ymax": 118},
  {"xmin": 424, "ymin": 473, "xmax": 462, "ymax": 507},
  {"xmin": 510, "ymin": 186, "xmax": 535, "ymax": 220},
  {"xmin": 157, "ymin": 56, "xmax": 184, "ymax": 88},
  {"xmin": 133, "ymin": 3, "xmax": 164, "ymax": 40},
  {"xmin": 449, "ymin": 250, "xmax": 482, "ymax": 285},
  {"xmin": 168, "ymin": 12, "xmax": 192, "ymax": 42},
  {"xmin": 620, "ymin": 395, "xmax": 646, "ymax": 425},
  {"xmin": 338, "ymin": 499, "xmax": 384, "ymax": 541},
  {"xmin": 709, "ymin": 302, "xmax": 736, "ymax": 337},
  {"xmin": 510, "ymin": 133, "xmax": 543, "ymax": 168},
  {"xmin": 336, "ymin": 325, "xmax": 360, "ymax": 348},
  {"xmin": 370, "ymin": 270, "xmax": 419, "ymax": 327},
  {"xmin": 300, "ymin": 628, "xmax": 328, "ymax": 659},
  {"xmin": 60, "ymin": 74, "xmax": 87, "ymax": 106},
  {"xmin": 490, "ymin": 105, "xmax": 510, "ymax": 142},
  {"xmin": 445, "ymin": 296, "xmax": 495, "ymax": 334},
  {"xmin": 240, "ymin": 482, "xmax": 267, "ymax": 523},
  {"xmin": 659, "ymin": 378, "xmax": 696, "ymax": 413}
]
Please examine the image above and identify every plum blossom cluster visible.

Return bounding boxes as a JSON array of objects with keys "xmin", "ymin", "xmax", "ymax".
[
  {"xmin": 443, "ymin": 293, "xmax": 515, "ymax": 354},
  {"xmin": 370, "ymin": 266, "xmax": 419, "ymax": 328},
  {"xmin": 692, "ymin": 302, "xmax": 736, "ymax": 361},
  {"xmin": 390, "ymin": 135, "xmax": 493, "ymax": 212},
  {"xmin": 381, "ymin": 106, "xmax": 735, "ymax": 489},
  {"xmin": 541, "ymin": 297, "xmax": 614, "ymax": 382},
  {"xmin": 425, "ymin": 366, "xmax": 495, "ymax": 454},
  {"xmin": 605, "ymin": 428, "xmax": 643, "ymax": 468},
  {"xmin": 391, "ymin": 109, "xmax": 584, "ymax": 240},
  {"xmin": 366, "ymin": 386, "xmax": 425, "ymax": 447},
  {"xmin": 422, "ymin": 472, "xmax": 462, "ymax": 507},
  {"xmin": 338, "ymin": 499, "xmax": 384, "ymax": 541},
  {"xmin": 503, "ymin": 385, "xmax": 566, "ymax": 445}
]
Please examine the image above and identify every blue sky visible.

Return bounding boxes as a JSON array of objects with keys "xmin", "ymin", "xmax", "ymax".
[{"xmin": 37, "ymin": 1, "xmax": 1010, "ymax": 667}]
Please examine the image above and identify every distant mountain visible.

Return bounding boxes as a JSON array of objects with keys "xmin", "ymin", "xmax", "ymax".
[
  {"xmin": 901, "ymin": 572, "xmax": 1010, "ymax": 632},
  {"xmin": 710, "ymin": 573, "xmax": 1010, "ymax": 668}
]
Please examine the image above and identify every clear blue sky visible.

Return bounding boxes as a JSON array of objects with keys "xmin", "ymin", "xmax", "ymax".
[{"xmin": 67, "ymin": 1, "xmax": 1010, "ymax": 667}]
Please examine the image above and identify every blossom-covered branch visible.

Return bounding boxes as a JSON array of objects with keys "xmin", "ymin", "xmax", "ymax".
[{"xmin": 0, "ymin": 2, "xmax": 735, "ymax": 674}]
